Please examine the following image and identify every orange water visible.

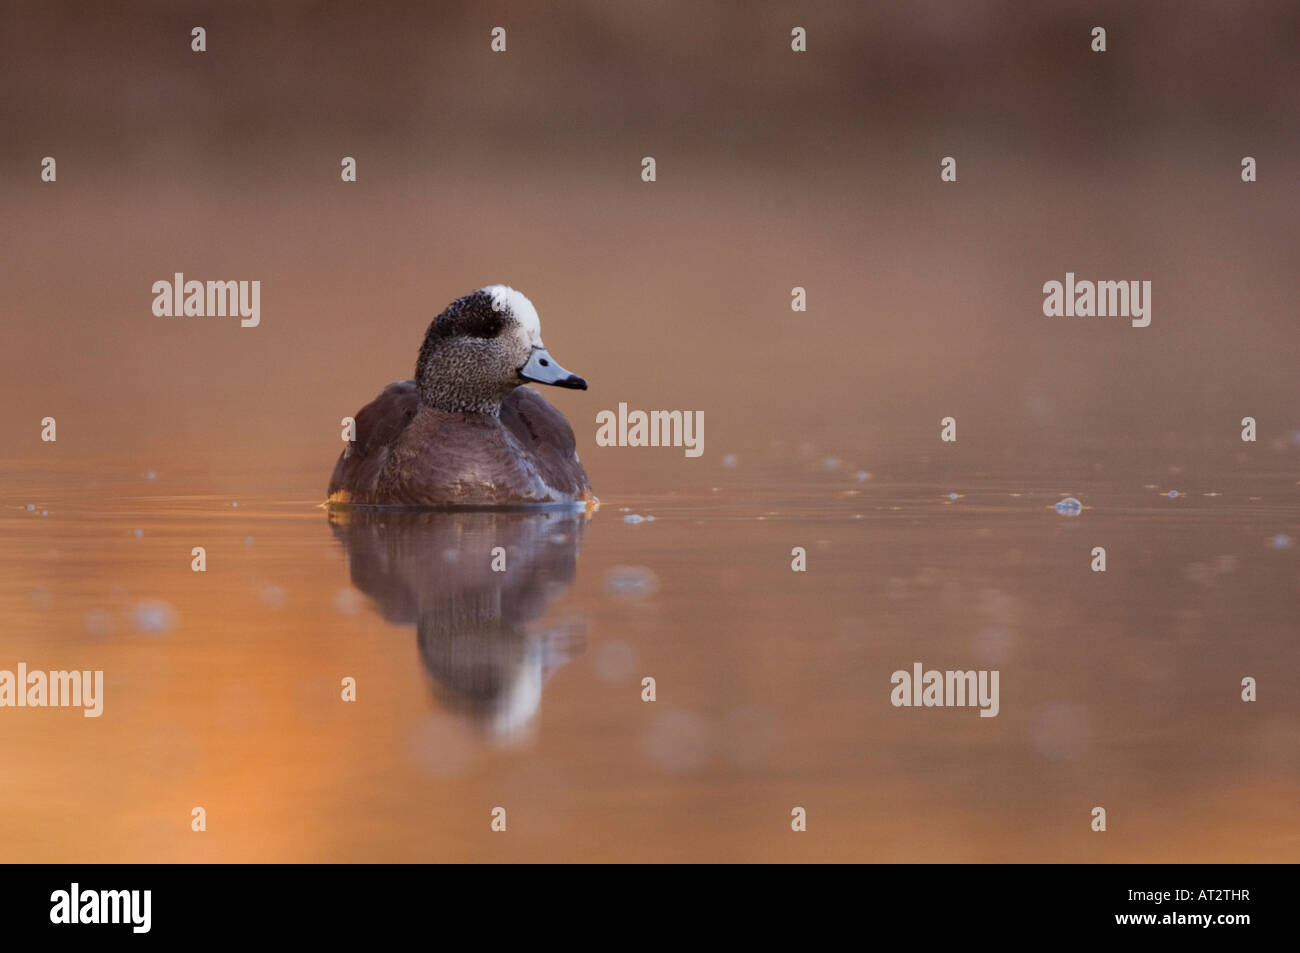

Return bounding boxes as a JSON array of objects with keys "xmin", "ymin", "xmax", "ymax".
[{"xmin": 1, "ymin": 450, "xmax": 1296, "ymax": 862}]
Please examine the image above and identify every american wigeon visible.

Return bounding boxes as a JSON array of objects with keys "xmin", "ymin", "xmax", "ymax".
[{"xmin": 328, "ymin": 286, "xmax": 593, "ymax": 507}]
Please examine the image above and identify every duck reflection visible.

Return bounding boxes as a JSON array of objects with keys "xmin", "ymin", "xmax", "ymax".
[{"xmin": 328, "ymin": 508, "xmax": 590, "ymax": 739}]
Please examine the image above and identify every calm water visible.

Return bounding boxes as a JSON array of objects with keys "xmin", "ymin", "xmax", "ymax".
[{"xmin": 2, "ymin": 455, "xmax": 1296, "ymax": 862}]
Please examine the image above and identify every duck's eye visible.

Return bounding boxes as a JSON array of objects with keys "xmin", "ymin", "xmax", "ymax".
[{"xmin": 539, "ymin": 358, "xmax": 549, "ymax": 367}]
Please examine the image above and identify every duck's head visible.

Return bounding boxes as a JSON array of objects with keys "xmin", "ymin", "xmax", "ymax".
[{"xmin": 415, "ymin": 285, "xmax": 587, "ymax": 414}]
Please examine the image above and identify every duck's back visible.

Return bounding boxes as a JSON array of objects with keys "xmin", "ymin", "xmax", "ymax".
[{"xmin": 327, "ymin": 382, "xmax": 591, "ymax": 506}]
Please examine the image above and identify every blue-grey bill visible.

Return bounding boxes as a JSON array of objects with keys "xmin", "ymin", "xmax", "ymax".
[{"xmin": 519, "ymin": 346, "xmax": 587, "ymax": 390}]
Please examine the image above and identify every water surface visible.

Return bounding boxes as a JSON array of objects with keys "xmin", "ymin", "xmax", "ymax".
[{"xmin": 2, "ymin": 454, "xmax": 1295, "ymax": 862}]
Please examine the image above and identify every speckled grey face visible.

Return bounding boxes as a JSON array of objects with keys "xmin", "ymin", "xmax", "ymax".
[{"xmin": 416, "ymin": 286, "xmax": 587, "ymax": 412}]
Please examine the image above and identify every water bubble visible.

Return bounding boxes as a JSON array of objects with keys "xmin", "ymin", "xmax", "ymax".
[
  {"xmin": 231, "ymin": 502, "xmax": 239, "ymax": 508},
  {"xmin": 41, "ymin": 510, "xmax": 48, "ymax": 517},
  {"xmin": 1167, "ymin": 490, "xmax": 1180, "ymax": 499},
  {"xmin": 146, "ymin": 471, "xmax": 157, "ymax": 480},
  {"xmin": 823, "ymin": 457, "xmax": 840, "ymax": 471},
  {"xmin": 1053, "ymin": 497, "xmax": 1082, "ymax": 516},
  {"xmin": 131, "ymin": 600, "xmax": 177, "ymax": 634},
  {"xmin": 25, "ymin": 504, "xmax": 35, "ymax": 512},
  {"xmin": 603, "ymin": 565, "xmax": 659, "ymax": 598},
  {"xmin": 722, "ymin": 454, "xmax": 738, "ymax": 469},
  {"xmin": 133, "ymin": 528, "xmax": 144, "ymax": 537},
  {"xmin": 1270, "ymin": 534, "xmax": 1291, "ymax": 550},
  {"xmin": 948, "ymin": 492, "xmax": 959, "ymax": 501},
  {"xmin": 623, "ymin": 514, "xmax": 646, "ymax": 524},
  {"xmin": 856, "ymin": 471, "xmax": 870, "ymax": 482},
  {"xmin": 259, "ymin": 585, "xmax": 287, "ymax": 609}
]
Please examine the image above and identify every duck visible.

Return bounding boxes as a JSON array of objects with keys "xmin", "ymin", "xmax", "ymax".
[{"xmin": 327, "ymin": 285, "xmax": 594, "ymax": 507}]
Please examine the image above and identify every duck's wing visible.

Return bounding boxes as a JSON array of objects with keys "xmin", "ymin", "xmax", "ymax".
[
  {"xmin": 327, "ymin": 380, "xmax": 420, "ymax": 502},
  {"xmin": 500, "ymin": 386, "xmax": 592, "ymax": 500}
]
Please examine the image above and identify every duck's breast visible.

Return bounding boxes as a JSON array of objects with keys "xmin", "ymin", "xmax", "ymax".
[{"xmin": 499, "ymin": 386, "xmax": 592, "ymax": 501}]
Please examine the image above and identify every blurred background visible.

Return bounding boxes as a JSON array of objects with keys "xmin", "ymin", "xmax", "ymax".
[
  {"xmin": 0, "ymin": 1, "xmax": 1297, "ymax": 862},
  {"xmin": 3, "ymin": 0, "xmax": 1298, "ymax": 481}
]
